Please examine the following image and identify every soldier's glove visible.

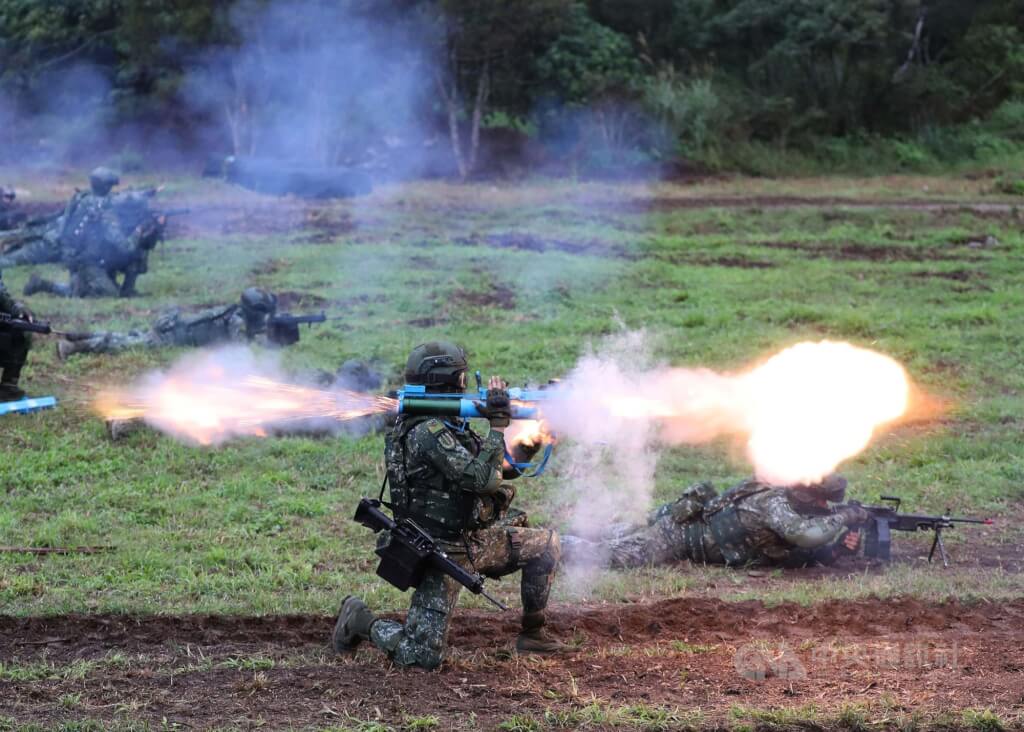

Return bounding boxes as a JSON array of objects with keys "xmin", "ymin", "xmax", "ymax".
[
  {"xmin": 12, "ymin": 302, "xmax": 33, "ymax": 322},
  {"xmin": 476, "ymin": 387, "xmax": 511, "ymax": 427},
  {"xmin": 494, "ymin": 484, "xmax": 516, "ymax": 513},
  {"xmin": 836, "ymin": 505, "xmax": 871, "ymax": 526}
]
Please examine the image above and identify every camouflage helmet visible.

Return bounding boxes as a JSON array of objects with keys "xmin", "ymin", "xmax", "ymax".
[
  {"xmin": 791, "ymin": 474, "xmax": 848, "ymax": 503},
  {"xmin": 404, "ymin": 341, "xmax": 468, "ymax": 390},
  {"xmin": 239, "ymin": 287, "xmax": 277, "ymax": 315},
  {"xmin": 89, "ymin": 167, "xmax": 120, "ymax": 196}
]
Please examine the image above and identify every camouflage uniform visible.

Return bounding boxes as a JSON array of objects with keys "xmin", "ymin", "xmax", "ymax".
[
  {"xmin": 0, "ymin": 271, "xmax": 32, "ymax": 399},
  {"xmin": 58, "ymin": 288, "xmax": 277, "ymax": 359},
  {"xmin": 0, "ymin": 217, "xmax": 63, "ymax": 268},
  {"xmin": 566, "ymin": 480, "xmax": 857, "ymax": 569},
  {"xmin": 24, "ymin": 170, "xmax": 159, "ymax": 298},
  {"xmin": 367, "ymin": 415, "xmax": 560, "ymax": 669}
]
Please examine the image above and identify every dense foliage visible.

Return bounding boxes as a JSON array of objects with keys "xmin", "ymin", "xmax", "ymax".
[{"xmin": 2, "ymin": 0, "xmax": 1023, "ymax": 173}]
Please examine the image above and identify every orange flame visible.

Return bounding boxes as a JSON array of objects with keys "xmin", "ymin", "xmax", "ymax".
[
  {"xmin": 587, "ymin": 340, "xmax": 912, "ymax": 485},
  {"xmin": 95, "ymin": 363, "xmax": 395, "ymax": 445}
]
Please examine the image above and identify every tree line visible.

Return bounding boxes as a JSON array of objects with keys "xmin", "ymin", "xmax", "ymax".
[{"xmin": 2, "ymin": 0, "xmax": 1022, "ymax": 176}]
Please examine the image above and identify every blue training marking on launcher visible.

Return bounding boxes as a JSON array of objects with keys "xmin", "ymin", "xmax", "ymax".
[{"xmin": 0, "ymin": 396, "xmax": 58, "ymax": 416}]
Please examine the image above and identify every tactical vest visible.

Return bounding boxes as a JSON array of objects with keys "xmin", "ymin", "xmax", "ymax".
[
  {"xmin": 701, "ymin": 483, "xmax": 772, "ymax": 566},
  {"xmin": 384, "ymin": 416, "xmax": 491, "ymax": 539}
]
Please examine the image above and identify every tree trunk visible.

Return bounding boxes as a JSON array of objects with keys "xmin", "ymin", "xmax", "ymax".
[
  {"xmin": 436, "ymin": 60, "xmax": 467, "ymax": 179},
  {"xmin": 466, "ymin": 63, "xmax": 490, "ymax": 177}
]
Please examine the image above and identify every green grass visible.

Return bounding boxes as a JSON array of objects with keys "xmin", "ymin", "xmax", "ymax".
[{"xmin": 0, "ymin": 173, "xmax": 1022, "ymax": 616}]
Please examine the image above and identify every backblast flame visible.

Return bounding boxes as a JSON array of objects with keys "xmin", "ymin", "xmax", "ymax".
[{"xmin": 94, "ymin": 351, "xmax": 395, "ymax": 445}]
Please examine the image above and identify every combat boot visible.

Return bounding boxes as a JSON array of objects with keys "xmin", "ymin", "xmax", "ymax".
[
  {"xmin": 332, "ymin": 595, "xmax": 376, "ymax": 652},
  {"xmin": 0, "ymin": 381, "xmax": 25, "ymax": 402},
  {"xmin": 56, "ymin": 340, "xmax": 79, "ymax": 362},
  {"xmin": 516, "ymin": 611, "xmax": 569, "ymax": 654},
  {"xmin": 22, "ymin": 273, "xmax": 44, "ymax": 296}
]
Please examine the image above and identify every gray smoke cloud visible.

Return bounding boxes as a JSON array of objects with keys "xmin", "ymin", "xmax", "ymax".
[{"xmin": 183, "ymin": 0, "xmax": 445, "ymax": 177}]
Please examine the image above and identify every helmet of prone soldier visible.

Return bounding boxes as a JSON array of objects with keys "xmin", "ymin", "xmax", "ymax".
[
  {"xmin": 89, "ymin": 167, "xmax": 120, "ymax": 196},
  {"xmin": 790, "ymin": 474, "xmax": 848, "ymax": 504},
  {"xmin": 240, "ymin": 287, "xmax": 278, "ymax": 316},
  {"xmin": 404, "ymin": 341, "xmax": 468, "ymax": 392}
]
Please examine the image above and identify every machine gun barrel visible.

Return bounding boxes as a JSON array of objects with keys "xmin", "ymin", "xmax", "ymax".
[{"xmin": 844, "ymin": 496, "xmax": 992, "ymax": 566}]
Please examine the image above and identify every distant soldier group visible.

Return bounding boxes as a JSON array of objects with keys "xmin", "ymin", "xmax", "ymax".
[{"xmin": 12, "ymin": 168, "xmax": 167, "ymax": 299}]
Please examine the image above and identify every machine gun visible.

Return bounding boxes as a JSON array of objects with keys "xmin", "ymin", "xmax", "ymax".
[
  {"xmin": 845, "ymin": 496, "xmax": 993, "ymax": 566},
  {"xmin": 266, "ymin": 312, "xmax": 326, "ymax": 346},
  {"xmin": 353, "ymin": 497, "xmax": 508, "ymax": 610}
]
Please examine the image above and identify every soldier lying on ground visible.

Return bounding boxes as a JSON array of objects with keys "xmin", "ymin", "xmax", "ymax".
[
  {"xmin": 0, "ymin": 186, "xmax": 26, "ymax": 231},
  {"xmin": 22, "ymin": 168, "xmax": 166, "ymax": 298},
  {"xmin": 333, "ymin": 341, "xmax": 567, "ymax": 671},
  {"xmin": 560, "ymin": 475, "xmax": 869, "ymax": 569},
  {"xmin": 0, "ymin": 270, "xmax": 35, "ymax": 401},
  {"xmin": 56, "ymin": 288, "xmax": 279, "ymax": 360}
]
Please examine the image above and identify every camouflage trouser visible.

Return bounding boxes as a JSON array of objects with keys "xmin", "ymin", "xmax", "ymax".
[
  {"xmin": 0, "ymin": 239, "xmax": 61, "ymax": 268},
  {"xmin": 369, "ymin": 524, "xmax": 560, "ymax": 670},
  {"xmin": 35, "ymin": 265, "xmax": 120, "ymax": 298},
  {"xmin": 602, "ymin": 518, "xmax": 691, "ymax": 568},
  {"xmin": 562, "ymin": 514, "xmax": 700, "ymax": 569},
  {"xmin": 68, "ymin": 330, "xmax": 162, "ymax": 355}
]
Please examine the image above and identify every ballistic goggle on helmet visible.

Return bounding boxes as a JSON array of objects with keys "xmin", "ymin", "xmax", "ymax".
[{"xmin": 404, "ymin": 341, "xmax": 469, "ymax": 389}]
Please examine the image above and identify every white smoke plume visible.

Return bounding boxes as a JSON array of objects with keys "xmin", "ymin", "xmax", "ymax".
[{"xmin": 542, "ymin": 335, "xmax": 913, "ymax": 532}]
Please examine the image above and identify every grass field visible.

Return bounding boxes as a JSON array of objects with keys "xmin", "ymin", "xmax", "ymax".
[{"xmin": 1, "ymin": 171, "xmax": 1023, "ymax": 729}]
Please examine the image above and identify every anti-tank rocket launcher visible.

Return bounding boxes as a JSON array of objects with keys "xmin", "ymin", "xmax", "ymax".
[
  {"xmin": 394, "ymin": 371, "xmax": 556, "ymax": 421},
  {"xmin": 394, "ymin": 373, "xmax": 558, "ymax": 476}
]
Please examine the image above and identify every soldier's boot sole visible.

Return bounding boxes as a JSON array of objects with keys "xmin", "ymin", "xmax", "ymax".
[
  {"xmin": 515, "ymin": 631, "xmax": 569, "ymax": 655},
  {"xmin": 56, "ymin": 340, "xmax": 74, "ymax": 362},
  {"xmin": 332, "ymin": 595, "xmax": 375, "ymax": 653}
]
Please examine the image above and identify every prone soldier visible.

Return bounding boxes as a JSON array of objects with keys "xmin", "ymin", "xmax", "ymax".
[
  {"xmin": 333, "ymin": 341, "xmax": 566, "ymax": 670},
  {"xmin": 56, "ymin": 287, "xmax": 279, "ymax": 359},
  {"xmin": 562, "ymin": 475, "xmax": 869, "ymax": 569}
]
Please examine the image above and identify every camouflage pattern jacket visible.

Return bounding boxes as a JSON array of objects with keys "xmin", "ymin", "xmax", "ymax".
[
  {"xmin": 640, "ymin": 481, "xmax": 851, "ymax": 567},
  {"xmin": 384, "ymin": 416, "xmax": 511, "ymax": 541},
  {"xmin": 151, "ymin": 304, "xmax": 247, "ymax": 347},
  {"xmin": 58, "ymin": 192, "xmax": 137, "ymax": 270}
]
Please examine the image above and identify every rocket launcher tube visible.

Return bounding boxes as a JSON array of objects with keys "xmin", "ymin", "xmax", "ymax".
[{"xmin": 396, "ymin": 384, "xmax": 547, "ymax": 419}]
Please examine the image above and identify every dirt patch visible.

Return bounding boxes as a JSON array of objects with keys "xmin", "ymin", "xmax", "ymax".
[
  {"xmin": 1, "ymin": 597, "xmax": 1022, "ymax": 729},
  {"xmin": 661, "ymin": 255, "xmax": 776, "ymax": 269},
  {"xmin": 450, "ymin": 284, "xmax": 517, "ymax": 309},
  {"xmin": 757, "ymin": 240, "xmax": 987, "ymax": 263},
  {"xmin": 273, "ymin": 290, "xmax": 329, "ymax": 310},
  {"xmin": 619, "ymin": 196, "xmax": 1022, "ymax": 217},
  {"xmin": 250, "ymin": 257, "xmax": 290, "ymax": 276},
  {"xmin": 454, "ymin": 232, "xmax": 633, "ymax": 259},
  {"xmin": 407, "ymin": 316, "xmax": 448, "ymax": 327},
  {"xmin": 908, "ymin": 269, "xmax": 981, "ymax": 282}
]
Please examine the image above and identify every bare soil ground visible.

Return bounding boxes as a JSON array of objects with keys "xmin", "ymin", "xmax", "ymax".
[{"xmin": 1, "ymin": 595, "xmax": 1021, "ymax": 729}]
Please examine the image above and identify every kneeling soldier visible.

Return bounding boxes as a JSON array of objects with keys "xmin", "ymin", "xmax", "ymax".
[{"xmin": 333, "ymin": 341, "xmax": 565, "ymax": 669}]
